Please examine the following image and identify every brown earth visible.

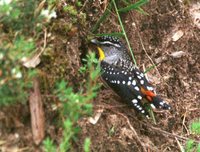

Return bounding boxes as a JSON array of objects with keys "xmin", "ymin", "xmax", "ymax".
[{"xmin": 0, "ymin": 0, "xmax": 200, "ymax": 152}]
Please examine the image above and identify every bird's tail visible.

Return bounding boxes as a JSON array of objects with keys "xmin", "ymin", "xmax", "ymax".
[
  {"xmin": 140, "ymin": 87, "xmax": 171, "ymax": 110},
  {"xmin": 150, "ymin": 96, "xmax": 171, "ymax": 110}
]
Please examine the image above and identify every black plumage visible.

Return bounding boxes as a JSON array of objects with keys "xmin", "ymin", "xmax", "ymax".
[{"xmin": 91, "ymin": 36, "xmax": 171, "ymax": 118}]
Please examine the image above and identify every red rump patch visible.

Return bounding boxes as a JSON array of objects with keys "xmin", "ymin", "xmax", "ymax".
[
  {"xmin": 146, "ymin": 96, "xmax": 152, "ymax": 101},
  {"xmin": 144, "ymin": 90, "xmax": 155, "ymax": 97},
  {"xmin": 141, "ymin": 87, "xmax": 156, "ymax": 102}
]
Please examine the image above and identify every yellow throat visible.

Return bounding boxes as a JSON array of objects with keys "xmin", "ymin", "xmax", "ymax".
[{"xmin": 97, "ymin": 47, "xmax": 105, "ymax": 61}]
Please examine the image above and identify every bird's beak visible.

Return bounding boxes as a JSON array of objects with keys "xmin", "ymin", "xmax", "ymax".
[{"xmin": 90, "ymin": 38, "xmax": 99, "ymax": 45}]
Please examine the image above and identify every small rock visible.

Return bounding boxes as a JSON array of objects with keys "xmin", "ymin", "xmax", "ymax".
[
  {"xmin": 172, "ymin": 30, "xmax": 184, "ymax": 42},
  {"xmin": 170, "ymin": 51, "xmax": 186, "ymax": 58},
  {"xmin": 190, "ymin": 3, "xmax": 200, "ymax": 29}
]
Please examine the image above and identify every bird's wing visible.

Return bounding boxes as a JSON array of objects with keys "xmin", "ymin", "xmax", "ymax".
[
  {"xmin": 100, "ymin": 61, "xmax": 150, "ymax": 118},
  {"xmin": 114, "ymin": 59, "xmax": 171, "ymax": 110},
  {"xmin": 114, "ymin": 59, "xmax": 153, "ymax": 91}
]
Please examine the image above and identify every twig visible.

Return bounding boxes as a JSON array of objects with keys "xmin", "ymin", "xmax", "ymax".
[
  {"xmin": 39, "ymin": 28, "xmax": 47, "ymax": 56},
  {"xmin": 127, "ymin": 113, "xmax": 200, "ymax": 144},
  {"xmin": 95, "ymin": 104, "xmax": 128, "ymax": 109},
  {"xmin": 127, "ymin": 11, "xmax": 161, "ymax": 76},
  {"xmin": 108, "ymin": 109, "xmax": 147, "ymax": 152},
  {"xmin": 95, "ymin": 102, "xmax": 146, "ymax": 151},
  {"xmin": 175, "ymin": 137, "xmax": 185, "ymax": 152},
  {"xmin": 129, "ymin": 15, "xmax": 161, "ymax": 78},
  {"xmin": 29, "ymin": 78, "xmax": 45, "ymax": 145},
  {"xmin": 182, "ymin": 108, "xmax": 190, "ymax": 135},
  {"xmin": 137, "ymin": 29, "xmax": 161, "ymax": 77},
  {"xmin": 149, "ymin": 125, "xmax": 200, "ymax": 143},
  {"xmin": 79, "ymin": 0, "xmax": 89, "ymax": 12}
]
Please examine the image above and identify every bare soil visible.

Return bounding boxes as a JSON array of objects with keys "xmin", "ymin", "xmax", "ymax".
[{"xmin": 0, "ymin": 0, "xmax": 199, "ymax": 152}]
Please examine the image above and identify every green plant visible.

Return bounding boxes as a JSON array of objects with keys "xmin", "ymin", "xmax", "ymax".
[
  {"xmin": 0, "ymin": 0, "xmax": 57, "ymax": 105},
  {"xmin": 185, "ymin": 139, "xmax": 200, "ymax": 152},
  {"xmin": 43, "ymin": 53, "xmax": 101, "ymax": 152},
  {"xmin": 43, "ymin": 137, "xmax": 56, "ymax": 152},
  {"xmin": 63, "ymin": 5, "xmax": 78, "ymax": 16},
  {"xmin": 76, "ymin": 1, "xmax": 83, "ymax": 7},
  {"xmin": 108, "ymin": 126, "xmax": 115, "ymax": 137},
  {"xmin": 190, "ymin": 119, "xmax": 200, "ymax": 134},
  {"xmin": 184, "ymin": 120, "xmax": 200, "ymax": 152},
  {"xmin": 92, "ymin": 0, "xmax": 149, "ymax": 66}
]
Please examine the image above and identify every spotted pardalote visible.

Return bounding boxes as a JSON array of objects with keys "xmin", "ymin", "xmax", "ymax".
[{"xmin": 91, "ymin": 36, "xmax": 171, "ymax": 118}]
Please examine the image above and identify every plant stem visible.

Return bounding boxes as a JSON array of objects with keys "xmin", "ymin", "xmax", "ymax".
[
  {"xmin": 91, "ymin": 3, "xmax": 113, "ymax": 33},
  {"xmin": 112, "ymin": 0, "xmax": 137, "ymax": 66}
]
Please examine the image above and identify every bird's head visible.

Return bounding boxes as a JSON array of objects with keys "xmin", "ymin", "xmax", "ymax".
[{"xmin": 91, "ymin": 36, "xmax": 131, "ymax": 63}]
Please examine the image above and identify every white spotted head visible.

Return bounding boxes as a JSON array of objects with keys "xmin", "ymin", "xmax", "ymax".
[{"xmin": 91, "ymin": 36, "xmax": 132, "ymax": 63}]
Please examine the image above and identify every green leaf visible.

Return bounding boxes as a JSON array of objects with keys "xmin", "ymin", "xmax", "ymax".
[
  {"xmin": 84, "ymin": 138, "xmax": 91, "ymax": 152},
  {"xmin": 43, "ymin": 137, "xmax": 56, "ymax": 152},
  {"xmin": 122, "ymin": 0, "xmax": 131, "ymax": 5},
  {"xmin": 197, "ymin": 143, "xmax": 200, "ymax": 152},
  {"xmin": 118, "ymin": 0, "xmax": 149, "ymax": 12},
  {"xmin": 135, "ymin": 7, "xmax": 149, "ymax": 15},
  {"xmin": 144, "ymin": 64, "xmax": 157, "ymax": 73}
]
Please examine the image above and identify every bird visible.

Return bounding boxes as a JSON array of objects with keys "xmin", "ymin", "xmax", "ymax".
[{"xmin": 91, "ymin": 36, "xmax": 171, "ymax": 118}]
